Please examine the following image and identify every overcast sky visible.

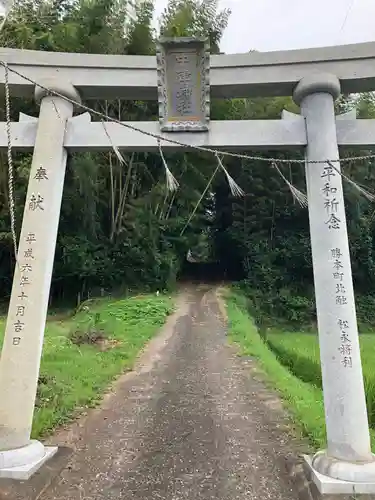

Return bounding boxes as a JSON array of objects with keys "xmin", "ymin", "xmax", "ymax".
[{"xmin": 153, "ymin": 0, "xmax": 375, "ymax": 53}]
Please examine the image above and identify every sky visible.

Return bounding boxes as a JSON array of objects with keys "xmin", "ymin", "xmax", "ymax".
[{"xmin": 153, "ymin": 0, "xmax": 375, "ymax": 53}]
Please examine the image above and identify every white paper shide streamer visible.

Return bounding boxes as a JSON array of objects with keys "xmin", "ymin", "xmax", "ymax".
[
  {"xmin": 216, "ymin": 154, "xmax": 244, "ymax": 197},
  {"xmin": 158, "ymin": 140, "xmax": 179, "ymax": 192},
  {"xmin": 327, "ymin": 160, "xmax": 375, "ymax": 202},
  {"xmin": 272, "ymin": 162, "xmax": 308, "ymax": 207},
  {"xmin": 102, "ymin": 121, "xmax": 126, "ymax": 165}
]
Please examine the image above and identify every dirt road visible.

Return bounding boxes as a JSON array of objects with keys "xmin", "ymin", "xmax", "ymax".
[{"xmin": 42, "ymin": 286, "xmax": 302, "ymax": 500}]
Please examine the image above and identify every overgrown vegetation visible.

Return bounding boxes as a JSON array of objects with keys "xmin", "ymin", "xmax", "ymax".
[
  {"xmin": 1, "ymin": 294, "xmax": 174, "ymax": 437},
  {"xmin": 225, "ymin": 290, "xmax": 375, "ymax": 449},
  {"xmin": 68, "ymin": 311, "xmax": 108, "ymax": 346}
]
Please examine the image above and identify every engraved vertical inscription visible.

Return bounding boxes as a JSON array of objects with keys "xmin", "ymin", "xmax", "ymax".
[
  {"xmin": 338, "ymin": 318, "xmax": 352, "ymax": 368},
  {"xmin": 34, "ymin": 165, "xmax": 48, "ymax": 181},
  {"xmin": 11, "ymin": 193, "xmax": 42, "ymax": 345},
  {"xmin": 156, "ymin": 37, "xmax": 210, "ymax": 132},
  {"xmin": 322, "ymin": 163, "xmax": 341, "ymax": 230},
  {"xmin": 28, "ymin": 194, "xmax": 44, "ymax": 211},
  {"xmin": 321, "ymin": 161, "xmax": 353, "ymax": 368},
  {"xmin": 168, "ymin": 50, "xmax": 197, "ymax": 119},
  {"xmin": 331, "ymin": 247, "xmax": 351, "ymax": 367}
]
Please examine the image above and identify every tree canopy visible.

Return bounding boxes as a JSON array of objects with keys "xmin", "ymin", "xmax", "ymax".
[{"xmin": 1, "ymin": 0, "xmax": 375, "ymax": 324}]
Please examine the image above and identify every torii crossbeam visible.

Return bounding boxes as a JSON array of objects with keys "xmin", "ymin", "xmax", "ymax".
[{"xmin": 0, "ymin": 110, "xmax": 374, "ymax": 151}]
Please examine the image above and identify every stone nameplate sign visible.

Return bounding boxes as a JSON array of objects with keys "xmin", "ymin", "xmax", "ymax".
[{"xmin": 156, "ymin": 37, "xmax": 210, "ymax": 132}]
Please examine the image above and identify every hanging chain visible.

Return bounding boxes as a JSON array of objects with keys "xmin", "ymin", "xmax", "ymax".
[
  {"xmin": 1, "ymin": 59, "xmax": 375, "ymax": 245},
  {"xmin": 2, "ymin": 60, "xmax": 375, "ymax": 166},
  {"xmin": 4, "ymin": 62, "xmax": 18, "ymax": 261}
]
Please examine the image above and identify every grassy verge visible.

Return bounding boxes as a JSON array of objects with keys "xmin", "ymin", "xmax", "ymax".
[
  {"xmin": 225, "ymin": 290, "xmax": 326, "ymax": 448},
  {"xmin": 225, "ymin": 290, "xmax": 375, "ymax": 449},
  {"xmin": 267, "ymin": 331, "xmax": 375, "ymax": 428},
  {"xmin": 0, "ymin": 294, "xmax": 174, "ymax": 438}
]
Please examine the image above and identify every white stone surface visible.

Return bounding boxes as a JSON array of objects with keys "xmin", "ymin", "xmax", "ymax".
[
  {"xmin": 2, "ymin": 116, "xmax": 375, "ymax": 152},
  {"xmin": 294, "ymin": 73, "xmax": 375, "ymax": 480},
  {"xmin": 336, "ymin": 109, "xmax": 357, "ymax": 120},
  {"xmin": 1, "ymin": 41, "xmax": 375, "ymax": 99},
  {"xmin": 304, "ymin": 455, "xmax": 375, "ymax": 495},
  {"xmin": 0, "ymin": 82, "xmax": 79, "ymax": 452},
  {"xmin": 0, "ymin": 443, "xmax": 57, "ymax": 480},
  {"xmin": 0, "ymin": 439, "xmax": 44, "ymax": 468},
  {"xmin": 0, "ymin": 118, "xmax": 307, "ymax": 152}
]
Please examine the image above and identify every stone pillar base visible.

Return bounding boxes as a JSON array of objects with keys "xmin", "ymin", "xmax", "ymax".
[
  {"xmin": 304, "ymin": 452, "xmax": 375, "ymax": 495},
  {"xmin": 0, "ymin": 440, "xmax": 57, "ymax": 480}
]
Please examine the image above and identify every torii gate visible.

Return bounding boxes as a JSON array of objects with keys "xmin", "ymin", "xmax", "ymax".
[{"xmin": 0, "ymin": 39, "xmax": 375, "ymax": 494}]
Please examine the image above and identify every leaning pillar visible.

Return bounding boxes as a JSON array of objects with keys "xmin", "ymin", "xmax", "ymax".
[
  {"xmin": 0, "ymin": 80, "xmax": 80, "ymax": 479},
  {"xmin": 293, "ymin": 73, "xmax": 375, "ymax": 491}
]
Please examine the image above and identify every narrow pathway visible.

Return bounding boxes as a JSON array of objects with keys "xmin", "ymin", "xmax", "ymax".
[{"xmin": 43, "ymin": 286, "xmax": 302, "ymax": 500}]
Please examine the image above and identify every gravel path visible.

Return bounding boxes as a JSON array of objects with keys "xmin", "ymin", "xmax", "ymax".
[{"xmin": 42, "ymin": 286, "xmax": 302, "ymax": 500}]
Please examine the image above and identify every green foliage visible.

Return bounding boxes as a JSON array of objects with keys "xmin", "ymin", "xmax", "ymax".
[
  {"xmin": 225, "ymin": 290, "xmax": 327, "ymax": 448},
  {"xmin": 267, "ymin": 330, "xmax": 375, "ymax": 430},
  {"xmin": 158, "ymin": 0, "xmax": 230, "ymax": 52},
  {"xmin": 0, "ymin": 0, "xmax": 230, "ymax": 303},
  {"xmin": 68, "ymin": 312, "xmax": 107, "ymax": 345},
  {"xmin": 7, "ymin": 294, "xmax": 174, "ymax": 436},
  {"xmin": 241, "ymin": 285, "xmax": 316, "ymax": 327},
  {"xmin": 226, "ymin": 290, "xmax": 375, "ymax": 449},
  {"xmin": 1, "ymin": 0, "xmax": 375, "ymax": 321}
]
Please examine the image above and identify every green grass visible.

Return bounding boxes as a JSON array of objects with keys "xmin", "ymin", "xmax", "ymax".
[
  {"xmin": 0, "ymin": 294, "xmax": 174, "ymax": 438},
  {"xmin": 225, "ymin": 290, "xmax": 375, "ymax": 449},
  {"xmin": 267, "ymin": 329, "xmax": 375, "ymax": 430}
]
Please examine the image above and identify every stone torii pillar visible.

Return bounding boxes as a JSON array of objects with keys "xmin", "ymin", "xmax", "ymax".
[
  {"xmin": 0, "ymin": 80, "xmax": 80, "ymax": 480},
  {"xmin": 293, "ymin": 73, "xmax": 375, "ymax": 493}
]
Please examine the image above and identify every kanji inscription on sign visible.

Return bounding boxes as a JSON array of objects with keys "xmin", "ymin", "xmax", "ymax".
[{"xmin": 156, "ymin": 37, "xmax": 210, "ymax": 132}]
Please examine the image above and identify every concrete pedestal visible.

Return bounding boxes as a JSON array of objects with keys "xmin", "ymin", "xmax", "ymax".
[
  {"xmin": 304, "ymin": 455, "xmax": 375, "ymax": 495},
  {"xmin": 294, "ymin": 73, "xmax": 375, "ymax": 490},
  {"xmin": 0, "ymin": 80, "xmax": 80, "ymax": 479},
  {"xmin": 0, "ymin": 442, "xmax": 57, "ymax": 480}
]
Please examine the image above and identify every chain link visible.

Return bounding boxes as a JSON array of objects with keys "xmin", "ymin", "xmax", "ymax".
[
  {"xmin": 2, "ymin": 59, "xmax": 375, "ymax": 243},
  {"xmin": 2, "ymin": 60, "xmax": 375, "ymax": 165},
  {"xmin": 4, "ymin": 62, "xmax": 18, "ymax": 262}
]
